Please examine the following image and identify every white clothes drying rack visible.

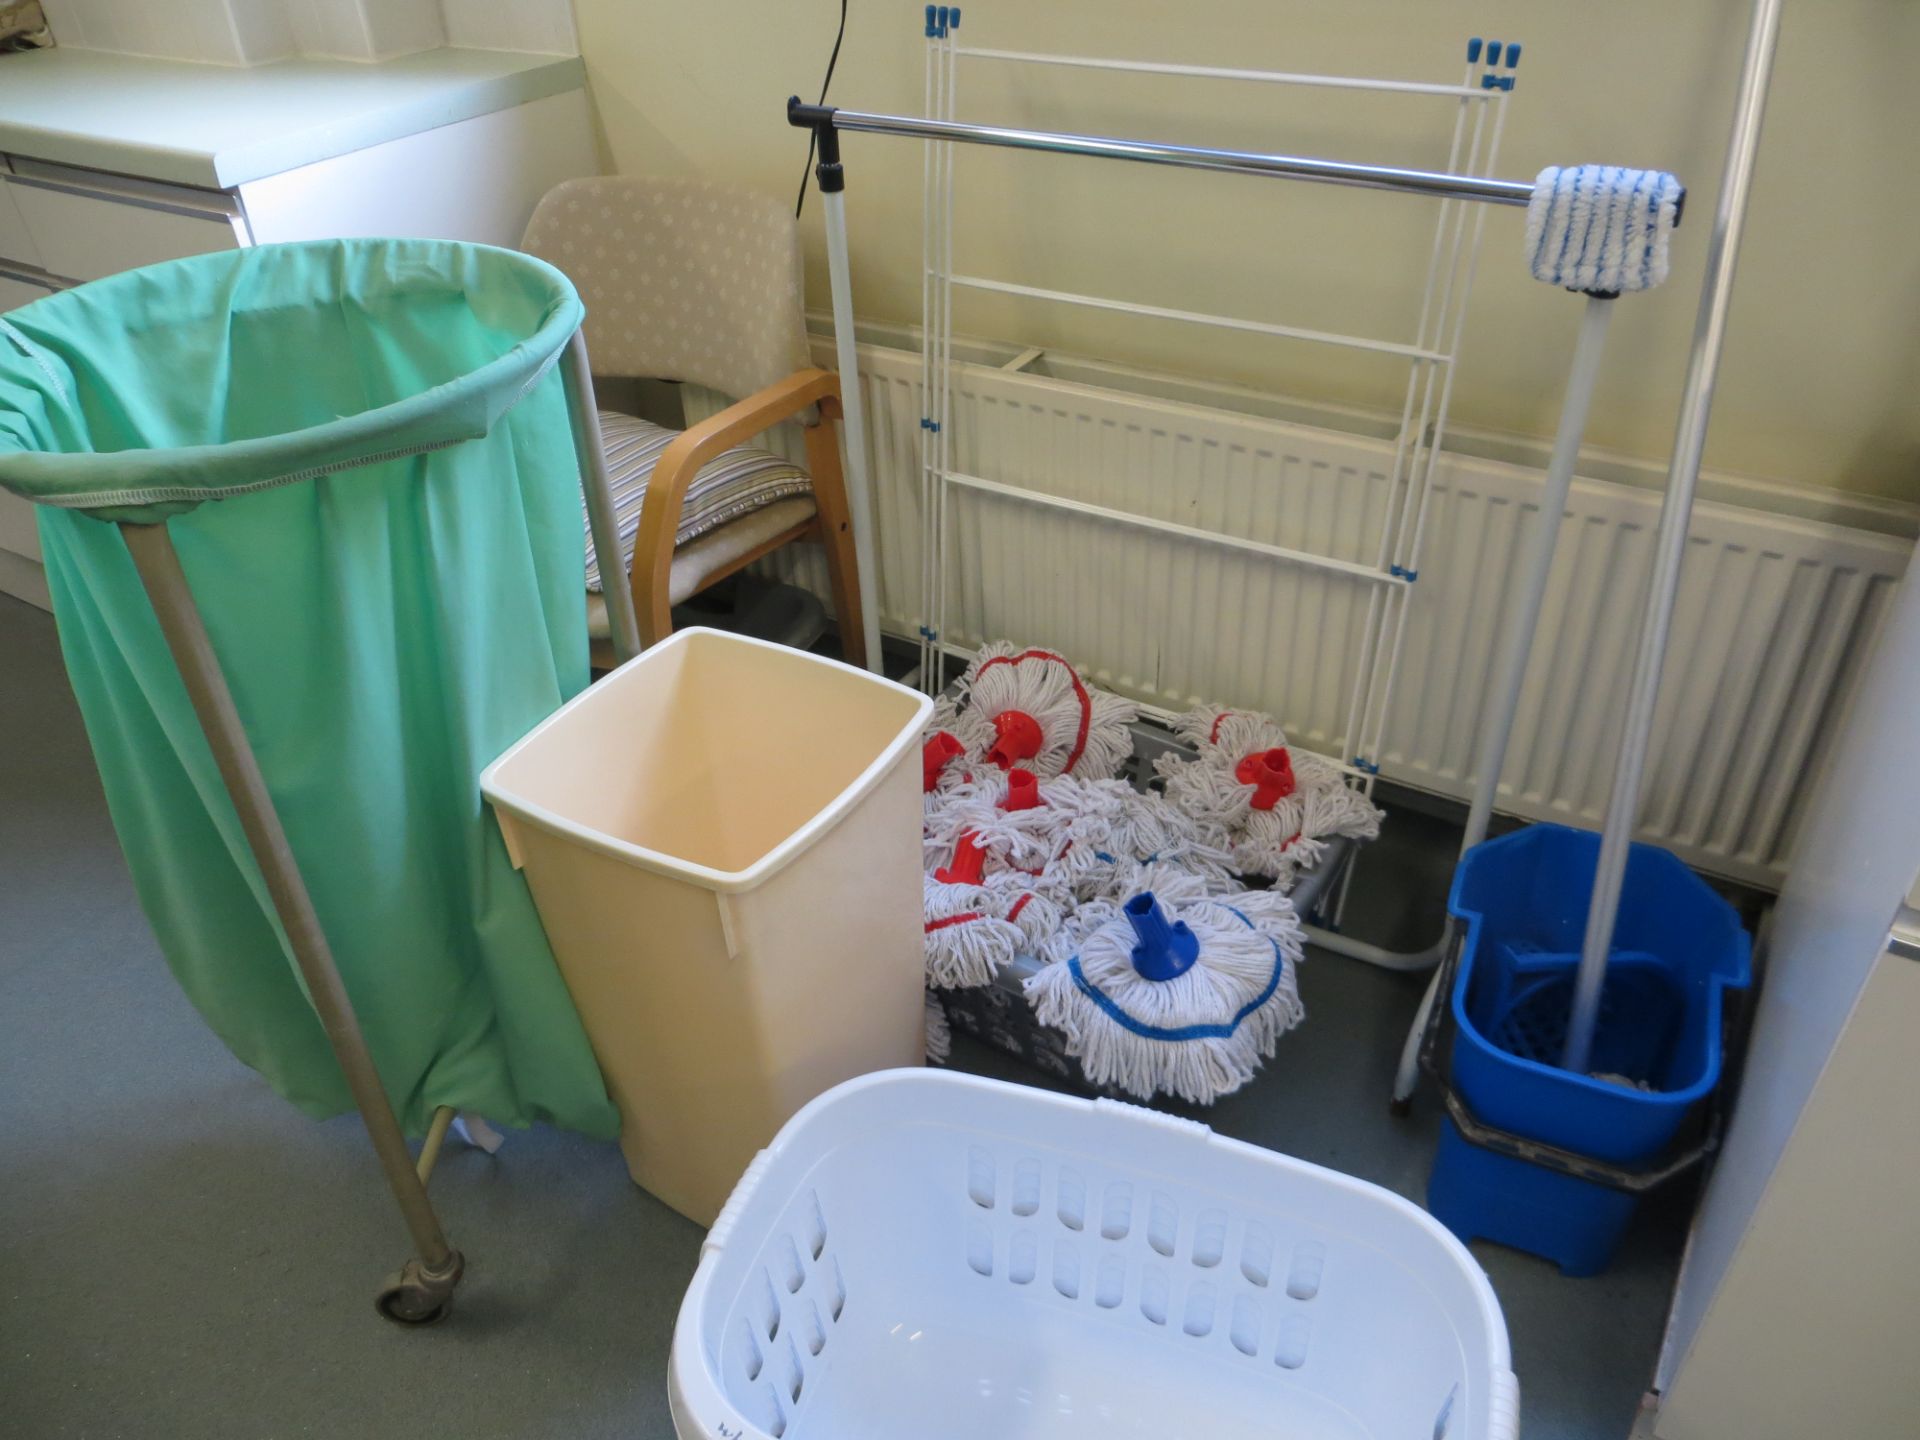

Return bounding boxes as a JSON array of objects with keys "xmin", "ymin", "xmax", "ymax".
[
  {"xmin": 796, "ymin": 5, "xmax": 1767, "ymax": 1116},
  {"xmin": 800, "ymin": 15, "xmax": 1524, "ymax": 958}
]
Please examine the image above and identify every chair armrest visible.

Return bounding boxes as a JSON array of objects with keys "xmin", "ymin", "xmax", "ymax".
[{"xmin": 628, "ymin": 368, "xmax": 843, "ymax": 643}]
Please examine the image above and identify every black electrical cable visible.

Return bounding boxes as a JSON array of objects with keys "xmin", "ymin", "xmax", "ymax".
[{"xmin": 796, "ymin": 0, "xmax": 851, "ymax": 218}]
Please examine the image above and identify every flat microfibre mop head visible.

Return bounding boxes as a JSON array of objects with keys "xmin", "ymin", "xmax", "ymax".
[{"xmin": 1526, "ymin": 165, "xmax": 1683, "ymax": 295}]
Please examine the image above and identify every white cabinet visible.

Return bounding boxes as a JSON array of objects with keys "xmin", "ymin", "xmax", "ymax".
[
  {"xmin": 0, "ymin": 62, "xmax": 595, "ymax": 609},
  {"xmin": 5, "ymin": 165, "xmax": 245, "ymax": 283},
  {"xmin": 0, "ymin": 176, "xmax": 41, "ymax": 269}
]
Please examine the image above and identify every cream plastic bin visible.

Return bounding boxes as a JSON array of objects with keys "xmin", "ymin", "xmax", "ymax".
[{"xmin": 480, "ymin": 628, "xmax": 933, "ymax": 1223}]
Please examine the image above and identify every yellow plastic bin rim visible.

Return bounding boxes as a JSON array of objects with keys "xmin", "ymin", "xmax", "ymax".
[{"xmin": 479, "ymin": 627, "xmax": 933, "ymax": 895}]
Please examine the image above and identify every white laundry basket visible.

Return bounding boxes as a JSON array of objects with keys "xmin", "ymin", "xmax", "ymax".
[{"xmin": 670, "ymin": 1070, "xmax": 1519, "ymax": 1440}]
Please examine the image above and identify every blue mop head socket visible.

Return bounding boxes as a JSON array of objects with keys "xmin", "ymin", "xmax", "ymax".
[
  {"xmin": 1125, "ymin": 892, "xmax": 1201, "ymax": 981},
  {"xmin": 1025, "ymin": 890, "xmax": 1307, "ymax": 1104},
  {"xmin": 1525, "ymin": 165, "xmax": 1684, "ymax": 295}
]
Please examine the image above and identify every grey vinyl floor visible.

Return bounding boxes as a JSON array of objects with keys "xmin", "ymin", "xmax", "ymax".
[{"xmin": 0, "ymin": 593, "xmax": 1684, "ymax": 1439}]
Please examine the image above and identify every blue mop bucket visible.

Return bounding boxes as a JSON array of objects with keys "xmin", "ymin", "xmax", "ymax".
[{"xmin": 1426, "ymin": 824, "xmax": 1749, "ymax": 1275}]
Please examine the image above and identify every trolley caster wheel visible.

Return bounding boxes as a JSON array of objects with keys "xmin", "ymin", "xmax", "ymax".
[
  {"xmin": 374, "ymin": 1251, "xmax": 464, "ymax": 1326},
  {"xmin": 1387, "ymin": 1096, "xmax": 1413, "ymax": 1119}
]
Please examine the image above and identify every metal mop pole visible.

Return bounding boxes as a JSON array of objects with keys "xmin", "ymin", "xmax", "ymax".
[
  {"xmin": 1564, "ymin": 0, "xmax": 1785, "ymax": 1074},
  {"xmin": 1460, "ymin": 295, "xmax": 1614, "ymax": 855},
  {"xmin": 1389, "ymin": 293, "xmax": 1616, "ymax": 1107},
  {"xmin": 120, "ymin": 521, "xmax": 463, "ymax": 1324},
  {"xmin": 808, "ymin": 108, "xmax": 887, "ymax": 674},
  {"xmin": 564, "ymin": 328, "xmax": 642, "ymax": 666}
]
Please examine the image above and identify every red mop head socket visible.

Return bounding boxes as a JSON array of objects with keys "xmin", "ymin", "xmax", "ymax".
[
  {"xmin": 1001, "ymin": 768, "xmax": 1044, "ymax": 811},
  {"xmin": 987, "ymin": 710, "xmax": 1044, "ymax": 769},
  {"xmin": 934, "ymin": 831, "xmax": 987, "ymax": 886},
  {"xmin": 922, "ymin": 731, "xmax": 965, "ymax": 792},
  {"xmin": 1236, "ymin": 747, "xmax": 1297, "ymax": 811}
]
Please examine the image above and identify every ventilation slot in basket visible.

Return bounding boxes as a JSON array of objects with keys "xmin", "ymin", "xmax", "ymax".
[
  {"xmin": 967, "ymin": 1219, "xmax": 994, "ymax": 1277},
  {"xmin": 1052, "ymin": 1240, "xmax": 1080, "ymax": 1299},
  {"xmin": 802, "ymin": 1192, "xmax": 828, "ymax": 1261},
  {"xmin": 1057, "ymin": 1168, "xmax": 1086, "ymax": 1231},
  {"xmin": 827, "ymin": 1257, "xmax": 846, "ymax": 1322},
  {"xmin": 1140, "ymin": 1266, "xmax": 1169, "ymax": 1326},
  {"xmin": 1240, "ymin": 1222, "xmax": 1275, "ymax": 1288},
  {"xmin": 753, "ymin": 1270, "xmax": 781, "ymax": 1341},
  {"xmin": 1286, "ymin": 1241, "xmax": 1326, "ymax": 1301},
  {"xmin": 1192, "ymin": 1209, "xmax": 1227, "ymax": 1268},
  {"xmin": 799, "ymin": 1301, "xmax": 827, "ymax": 1358},
  {"xmin": 1230, "ymin": 1295, "xmax": 1262, "ymax": 1356},
  {"xmin": 1009, "ymin": 1233, "xmax": 1037, "ymax": 1286},
  {"xmin": 777, "ymin": 1235, "xmax": 806, "ymax": 1294},
  {"xmin": 1147, "ymin": 1193, "xmax": 1178, "ymax": 1258},
  {"xmin": 967, "ymin": 1146, "xmax": 996, "ymax": 1208},
  {"xmin": 1275, "ymin": 1314, "xmax": 1312, "ymax": 1370},
  {"xmin": 1012, "ymin": 1158, "xmax": 1042, "ymax": 1217},
  {"xmin": 1182, "ymin": 1282, "xmax": 1216, "ymax": 1338}
]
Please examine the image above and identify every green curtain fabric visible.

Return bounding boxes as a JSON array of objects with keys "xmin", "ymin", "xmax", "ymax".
[{"xmin": 0, "ymin": 240, "xmax": 618, "ymax": 1138}]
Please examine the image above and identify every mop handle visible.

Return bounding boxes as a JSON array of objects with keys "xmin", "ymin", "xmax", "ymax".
[
  {"xmin": 1459, "ymin": 293, "xmax": 1614, "ymax": 859},
  {"xmin": 1564, "ymin": 0, "xmax": 1785, "ymax": 1074}
]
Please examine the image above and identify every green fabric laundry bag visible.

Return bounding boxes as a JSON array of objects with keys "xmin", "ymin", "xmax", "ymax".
[{"xmin": 0, "ymin": 239, "xmax": 618, "ymax": 1138}]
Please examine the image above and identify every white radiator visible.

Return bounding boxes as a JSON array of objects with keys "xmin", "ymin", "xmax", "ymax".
[{"xmin": 688, "ymin": 340, "xmax": 1912, "ymax": 890}]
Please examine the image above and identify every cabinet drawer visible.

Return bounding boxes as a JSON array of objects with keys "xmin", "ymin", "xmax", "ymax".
[
  {"xmin": 0, "ymin": 176, "xmax": 42, "ymax": 269},
  {"xmin": 8, "ymin": 170, "xmax": 243, "ymax": 283}
]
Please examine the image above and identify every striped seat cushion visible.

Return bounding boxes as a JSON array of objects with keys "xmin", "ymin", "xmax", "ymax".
[{"xmin": 583, "ymin": 409, "xmax": 813, "ymax": 592}]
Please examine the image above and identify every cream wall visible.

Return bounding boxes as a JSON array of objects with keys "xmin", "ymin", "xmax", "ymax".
[{"xmin": 571, "ymin": 0, "xmax": 1920, "ymax": 503}]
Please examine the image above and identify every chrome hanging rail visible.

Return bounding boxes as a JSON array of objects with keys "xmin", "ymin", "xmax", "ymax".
[{"xmin": 788, "ymin": 100, "xmax": 1538, "ymax": 206}]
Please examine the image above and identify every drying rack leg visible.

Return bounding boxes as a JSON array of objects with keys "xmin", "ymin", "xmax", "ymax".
[{"xmin": 120, "ymin": 521, "xmax": 464, "ymax": 1326}]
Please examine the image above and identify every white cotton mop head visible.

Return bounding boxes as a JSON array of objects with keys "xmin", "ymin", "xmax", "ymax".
[
  {"xmin": 1077, "ymin": 852, "xmax": 1235, "ymax": 909},
  {"xmin": 1067, "ymin": 787, "xmax": 1239, "ymax": 904},
  {"xmin": 927, "ymin": 767, "xmax": 1083, "ymax": 876},
  {"xmin": 1157, "ymin": 704, "xmax": 1382, "ymax": 887},
  {"xmin": 1525, "ymin": 165, "xmax": 1683, "ymax": 295},
  {"xmin": 922, "ymin": 870, "xmax": 1024, "ymax": 989},
  {"xmin": 1026, "ymin": 887, "xmax": 1306, "ymax": 1105},
  {"xmin": 922, "ymin": 793, "xmax": 1073, "ymax": 972},
  {"xmin": 920, "ymin": 695, "xmax": 979, "ymax": 811},
  {"xmin": 1228, "ymin": 750, "xmax": 1382, "ymax": 885},
  {"xmin": 924, "ymin": 991, "xmax": 953, "ymax": 1064},
  {"xmin": 947, "ymin": 641, "xmax": 1137, "ymax": 779}
]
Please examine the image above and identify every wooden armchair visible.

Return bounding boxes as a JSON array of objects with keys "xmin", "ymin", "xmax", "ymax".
[{"xmin": 522, "ymin": 175, "xmax": 864, "ymax": 669}]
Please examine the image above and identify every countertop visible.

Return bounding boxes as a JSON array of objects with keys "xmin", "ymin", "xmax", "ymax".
[{"xmin": 0, "ymin": 47, "xmax": 585, "ymax": 189}]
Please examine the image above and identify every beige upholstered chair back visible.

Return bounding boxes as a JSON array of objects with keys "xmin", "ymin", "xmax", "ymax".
[{"xmin": 522, "ymin": 175, "xmax": 810, "ymax": 401}]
